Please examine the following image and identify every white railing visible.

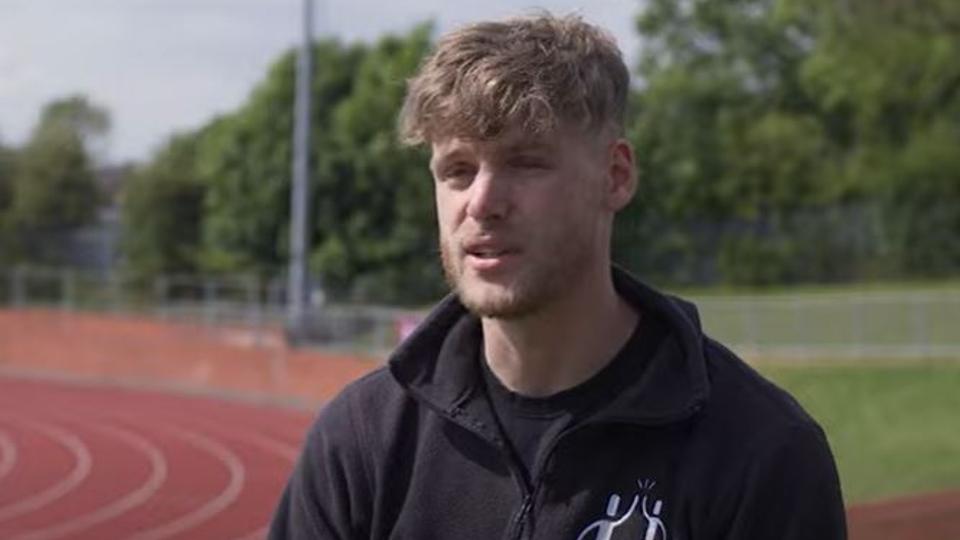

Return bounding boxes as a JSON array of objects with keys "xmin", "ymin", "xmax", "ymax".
[
  {"xmin": 0, "ymin": 266, "xmax": 420, "ymax": 355},
  {"xmin": 2, "ymin": 266, "xmax": 958, "ymax": 359},
  {"xmin": 692, "ymin": 289, "xmax": 960, "ymax": 360}
]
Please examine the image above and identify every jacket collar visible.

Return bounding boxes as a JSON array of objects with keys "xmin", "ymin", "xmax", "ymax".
[{"xmin": 388, "ymin": 265, "xmax": 711, "ymax": 425}]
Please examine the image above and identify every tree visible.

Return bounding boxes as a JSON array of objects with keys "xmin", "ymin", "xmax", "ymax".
[
  {"xmin": 7, "ymin": 95, "xmax": 110, "ymax": 233},
  {"xmin": 0, "ymin": 143, "xmax": 13, "ymax": 216},
  {"xmin": 120, "ymin": 132, "xmax": 207, "ymax": 279},
  {"xmin": 631, "ymin": 0, "xmax": 828, "ymax": 219},
  {"xmin": 33, "ymin": 95, "xmax": 111, "ymax": 160},
  {"xmin": 0, "ymin": 143, "xmax": 16, "ymax": 263},
  {"xmin": 10, "ymin": 126, "xmax": 99, "ymax": 231},
  {"xmin": 620, "ymin": 0, "xmax": 960, "ymax": 284},
  {"xmin": 794, "ymin": 0, "xmax": 960, "ymax": 275},
  {"xmin": 0, "ymin": 96, "xmax": 109, "ymax": 266},
  {"xmin": 197, "ymin": 25, "xmax": 440, "ymax": 303},
  {"xmin": 198, "ymin": 39, "xmax": 366, "ymax": 277},
  {"xmin": 311, "ymin": 25, "xmax": 441, "ymax": 302},
  {"xmin": 616, "ymin": 0, "xmax": 834, "ymax": 284}
]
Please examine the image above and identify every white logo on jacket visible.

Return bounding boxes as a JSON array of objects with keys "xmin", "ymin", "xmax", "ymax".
[{"xmin": 575, "ymin": 479, "xmax": 666, "ymax": 540}]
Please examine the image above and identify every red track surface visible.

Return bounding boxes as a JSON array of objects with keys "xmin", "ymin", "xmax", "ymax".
[
  {"xmin": 0, "ymin": 375, "xmax": 314, "ymax": 540},
  {"xmin": 4, "ymin": 383, "xmax": 960, "ymax": 540},
  {"xmin": 0, "ymin": 309, "xmax": 376, "ymax": 405},
  {"xmin": 1, "ymin": 309, "xmax": 959, "ymax": 539},
  {"xmin": 847, "ymin": 490, "xmax": 960, "ymax": 540}
]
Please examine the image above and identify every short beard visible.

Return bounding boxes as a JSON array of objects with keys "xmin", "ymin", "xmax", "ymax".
[{"xmin": 439, "ymin": 241, "xmax": 576, "ymax": 320}]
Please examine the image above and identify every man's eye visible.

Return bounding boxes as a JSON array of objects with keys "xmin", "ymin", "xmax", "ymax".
[
  {"xmin": 447, "ymin": 167, "xmax": 472, "ymax": 177},
  {"xmin": 440, "ymin": 166, "xmax": 476, "ymax": 186}
]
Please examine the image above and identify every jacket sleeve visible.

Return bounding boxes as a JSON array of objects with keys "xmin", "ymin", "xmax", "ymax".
[
  {"xmin": 269, "ymin": 391, "xmax": 373, "ymax": 540},
  {"xmin": 723, "ymin": 422, "xmax": 847, "ymax": 539}
]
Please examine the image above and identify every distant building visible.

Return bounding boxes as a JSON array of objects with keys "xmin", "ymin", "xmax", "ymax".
[{"xmin": 49, "ymin": 164, "xmax": 131, "ymax": 275}]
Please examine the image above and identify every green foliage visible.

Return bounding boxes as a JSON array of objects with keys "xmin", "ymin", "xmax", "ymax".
[
  {"xmin": 10, "ymin": 126, "xmax": 99, "ymax": 232},
  {"xmin": 124, "ymin": 3, "xmax": 960, "ymax": 297},
  {"xmin": 198, "ymin": 41, "xmax": 362, "ymax": 276},
  {"xmin": 120, "ymin": 133, "xmax": 207, "ymax": 279},
  {"xmin": 875, "ymin": 121, "xmax": 960, "ymax": 276},
  {"xmin": 629, "ymin": 0, "xmax": 828, "ymax": 221},
  {"xmin": 0, "ymin": 96, "xmax": 108, "ymax": 265},
  {"xmin": 621, "ymin": 0, "xmax": 960, "ymax": 286},
  {"xmin": 129, "ymin": 25, "xmax": 442, "ymax": 303},
  {"xmin": 0, "ymin": 144, "xmax": 16, "ymax": 262},
  {"xmin": 33, "ymin": 95, "xmax": 111, "ymax": 150},
  {"xmin": 792, "ymin": 0, "xmax": 960, "ymax": 276},
  {"xmin": 315, "ymin": 26, "xmax": 442, "ymax": 303},
  {"xmin": 796, "ymin": 0, "xmax": 960, "ymax": 140},
  {"xmin": 0, "ymin": 145, "xmax": 13, "ymax": 212},
  {"xmin": 718, "ymin": 232, "xmax": 795, "ymax": 285}
]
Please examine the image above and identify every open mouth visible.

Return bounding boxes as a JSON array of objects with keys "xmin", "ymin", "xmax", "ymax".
[
  {"xmin": 463, "ymin": 245, "xmax": 519, "ymax": 271},
  {"xmin": 466, "ymin": 248, "xmax": 511, "ymax": 259}
]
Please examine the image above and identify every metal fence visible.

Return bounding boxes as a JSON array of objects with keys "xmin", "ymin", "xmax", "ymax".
[
  {"xmin": 1, "ymin": 266, "xmax": 958, "ymax": 359},
  {"xmin": 692, "ymin": 289, "xmax": 960, "ymax": 360},
  {"xmin": 0, "ymin": 266, "xmax": 420, "ymax": 355}
]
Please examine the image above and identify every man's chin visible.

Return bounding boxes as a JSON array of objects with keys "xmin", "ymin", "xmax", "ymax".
[{"xmin": 456, "ymin": 283, "xmax": 539, "ymax": 320}]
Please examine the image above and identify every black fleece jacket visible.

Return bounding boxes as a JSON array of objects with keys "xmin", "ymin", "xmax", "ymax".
[{"xmin": 270, "ymin": 268, "xmax": 847, "ymax": 539}]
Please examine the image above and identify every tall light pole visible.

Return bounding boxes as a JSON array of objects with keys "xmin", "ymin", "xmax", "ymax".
[{"xmin": 287, "ymin": 0, "xmax": 314, "ymax": 342}]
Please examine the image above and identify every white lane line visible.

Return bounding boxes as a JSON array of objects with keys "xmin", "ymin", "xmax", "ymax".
[
  {"xmin": 111, "ymin": 416, "xmax": 299, "ymax": 540},
  {"xmin": 0, "ymin": 429, "xmax": 19, "ymax": 484},
  {"xmin": 0, "ymin": 421, "xmax": 93, "ymax": 523},
  {"xmin": 12, "ymin": 423, "xmax": 169, "ymax": 540},
  {"xmin": 220, "ymin": 430, "xmax": 299, "ymax": 464},
  {"xmin": 128, "ymin": 425, "xmax": 246, "ymax": 540},
  {"xmin": 199, "ymin": 425, "xmax": 298, "ymax": 540}
]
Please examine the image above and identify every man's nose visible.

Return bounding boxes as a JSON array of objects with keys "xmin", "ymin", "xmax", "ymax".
[{"xmin": 465, "ymin": 168, "xmax": 511, "ymax": 222}]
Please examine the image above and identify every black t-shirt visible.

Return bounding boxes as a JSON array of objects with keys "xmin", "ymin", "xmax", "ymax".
[{"xmin": 479, "ymin": 313, "xmax": 668, "ymax": 484}]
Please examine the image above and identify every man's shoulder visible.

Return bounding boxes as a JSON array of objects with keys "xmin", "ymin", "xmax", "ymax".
[
  {"xmin": 693, "ymin": 339, "xmax": 845, "ymax": 536},
  {"xmin": 318, "ymin": 365, "xmax": 407, "ymax": 421},
  {"xmin": 699, "ymin": 337, "xmax": 826, "ymax": 445},
  {"xmin": 306, "ymin": 364, "xmax": 419, "ymax": 447}
]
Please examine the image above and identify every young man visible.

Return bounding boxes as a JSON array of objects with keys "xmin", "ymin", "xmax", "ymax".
[{"xmin": 270, "ymin": 14, "xmax": 846, "ymax": 540}]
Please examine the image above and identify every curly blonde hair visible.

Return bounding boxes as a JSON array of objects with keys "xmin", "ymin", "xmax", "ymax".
[{"xmin": 399, "ymin": 13, "xmax": 629, "ymax": 145}]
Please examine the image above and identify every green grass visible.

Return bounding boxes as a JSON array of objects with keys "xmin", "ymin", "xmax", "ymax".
[{"xmin": 757, "ymin": 361, "xmax": 960, "ymax": 504}]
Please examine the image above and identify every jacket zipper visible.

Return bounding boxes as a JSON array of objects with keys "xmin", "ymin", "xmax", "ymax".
[
  {"xmin": 445, "ymin": 405, "xmax": 534, "ymax": 540},
  {"xmin": 515, "ymin": 401, "xmax": 707, "ymax": 538},
  {"xmin": 417, "ymin": 389, "xmax": 704, "ymax": 540},
  {"xmin": 504, "ymin": 495, "xmax": 533, "ymax": 540}
]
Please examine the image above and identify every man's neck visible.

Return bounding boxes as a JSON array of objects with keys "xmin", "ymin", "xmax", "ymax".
[{"xmin": 481, "ymin": 268, "xmax": 639, "ymax": 397}]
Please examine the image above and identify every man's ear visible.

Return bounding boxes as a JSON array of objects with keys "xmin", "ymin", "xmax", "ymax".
[{"xmin": 605, "ymin": 138, "xmax": 637, "ymax": 211}]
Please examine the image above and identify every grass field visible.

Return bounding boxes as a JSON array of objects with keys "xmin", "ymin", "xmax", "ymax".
[{"xmin": 758, "ymin": 360, "xmax": 960, "ymax": 504}]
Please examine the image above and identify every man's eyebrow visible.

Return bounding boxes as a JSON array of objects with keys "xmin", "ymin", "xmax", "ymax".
[{"xmin": 500, "ymin": 140, "xmax": 554, "ymax": 154}]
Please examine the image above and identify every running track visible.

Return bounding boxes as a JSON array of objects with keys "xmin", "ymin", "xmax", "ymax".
[
  {"xmin": 3, "ymin": 374, "xmax": 959, "ymax": 539},
  {"xmin": 0, "ymin": 375, "xmax": 315, "ymax": 540}
]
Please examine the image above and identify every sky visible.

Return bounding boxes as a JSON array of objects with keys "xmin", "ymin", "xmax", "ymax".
[{"xmin": 0, "ymin": 0, "xmax": 641, "ymax": 164}]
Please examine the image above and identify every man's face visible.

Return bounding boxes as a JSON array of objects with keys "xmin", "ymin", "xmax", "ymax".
[{"xmin": 430, "ymin": 126, "xmax": 629, "ymax": 319}]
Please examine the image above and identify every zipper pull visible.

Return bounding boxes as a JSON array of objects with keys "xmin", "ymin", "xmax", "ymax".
[{"xmin": 505, "ymin": 495, "xmax": 534, "ymax": 540}]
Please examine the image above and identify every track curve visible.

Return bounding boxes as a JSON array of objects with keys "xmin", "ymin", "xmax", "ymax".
[
  {"xmin": 1, "ymin": 371, "xmax": 958, "ymax": 539},
  {"xmin": 0, "ymin": 429, "xmax": 18, "ymax": 484},
  {"xmin": 0, "ymin": 374, "xmax": 314, "ymax": 540},
  {"xmin": 128, "ymin": 426, "xmax": 246, "ymax": 540},
  {"xmin": 0, "ymin": 420, "xmax": 93, "ymax": 523},
  {"xmin": 12, "ymin": 424, "xmax": 169, "ymax": 540}
]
